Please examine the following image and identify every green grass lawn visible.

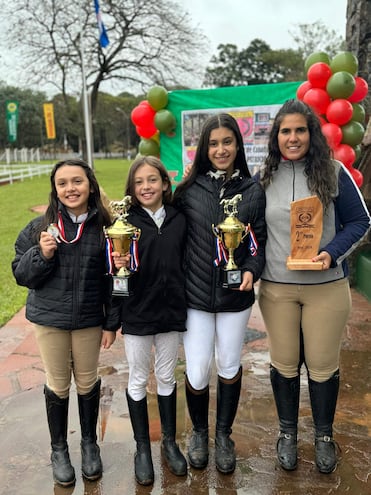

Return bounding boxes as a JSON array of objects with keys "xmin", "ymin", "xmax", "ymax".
[{"xmin": 0, "ymin": 158, "xmax": 130, "ymax": 327}]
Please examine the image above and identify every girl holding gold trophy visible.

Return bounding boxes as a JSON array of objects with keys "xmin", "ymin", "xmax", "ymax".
[
  {"xmin": 12, "ymin": 159, "xmax": 117, "ymax": 486},
  {"xmin": 173, "ymin": 113, "xmax": 267, "ymax": 474},
  {"xmin": 105, "ymin": 156, "xmax": 188, "ymax": 486}
]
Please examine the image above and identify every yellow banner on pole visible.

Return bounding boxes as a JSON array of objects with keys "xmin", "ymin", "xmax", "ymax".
[{"xmin": 43, "ymin": 103, "xmax": 56, "ymax": 140}]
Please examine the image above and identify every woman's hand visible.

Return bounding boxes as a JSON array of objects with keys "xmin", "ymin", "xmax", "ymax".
[{"xmin": 312, "ymin": 251, "xmax": 332, "ymax": 270}]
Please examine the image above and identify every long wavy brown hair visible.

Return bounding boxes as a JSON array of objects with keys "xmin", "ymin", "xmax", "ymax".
[{"xmin": 261, "ymin": 99, "xmax": 337, "ymax": 208}]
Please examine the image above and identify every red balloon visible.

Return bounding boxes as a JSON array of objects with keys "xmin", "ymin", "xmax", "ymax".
[
  {"xmin": 136, "ymin": 122, "xmax": 157, "ymax": 139},
  {"xmin": 303, "ymin": 88, "xmax": 331, "ymax": 115},
  {"xmin": 321, "ymin": 122, "xmax": 342, "ymax": 149},
  {"xmin": 326, "ymin": 99, "xmax": 353, "ymax": 126},
  {"xmin": 350, "ymin": 167, "xmax": 364, "ymax": 188},
  {"xmin": 333, "ymin": 143, "xmax": 356, "ymax": 169},
  {"xmin": 307, "ymin": 62, "xmax": 332, "ymax": 89},
  {"xmin": 297, "ymin": 81, "xmax": 312, "ymax": 100},
  {"xmin": 348, "ymin": 77, "xmax": 369, "ymax": 103},
  {"xmin": 131, "ymin": 101, "xmax": 156, "ymax": 126}
]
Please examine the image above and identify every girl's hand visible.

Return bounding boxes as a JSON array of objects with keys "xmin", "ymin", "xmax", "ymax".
[
  {"xmin": 112, "ymin": 251, "xmax": 130, "ymax": 269},
  {"xmin": 239, "ymin": 271, "xmax": 254, "ymax": 291},
  {"xmin": 101, "ymin": 330, "xmax": 117, "ymax": 349},
  {"xmin": 39, "ymin": 231, "xmax": 58, "ymax": 259},
  {"xmin": 183, "ymin": 163, "xmax": 193, "ymax": 179}
]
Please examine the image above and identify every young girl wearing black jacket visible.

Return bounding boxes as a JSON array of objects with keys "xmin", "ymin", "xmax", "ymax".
[
  {"xmin": 12, "ymin": 159, "xmax": 117, "ymax": 486},
  {"xmin": 173, "ymin": 113, "xmax": 267, "ymax": 474},
  {"xmin": 105, "ymin": 156, "xmax": 187, "ymax": 486}
]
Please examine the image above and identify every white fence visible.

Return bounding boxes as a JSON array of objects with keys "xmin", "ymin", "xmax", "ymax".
[{"xmin": 0, "ymin": 163, "xmax": 54, "ymax": 185}]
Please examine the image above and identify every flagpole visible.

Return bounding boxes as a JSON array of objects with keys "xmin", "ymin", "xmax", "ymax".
[{"xmin": 80, "ymin": 34, "xmax": 94, "ymax": 169}]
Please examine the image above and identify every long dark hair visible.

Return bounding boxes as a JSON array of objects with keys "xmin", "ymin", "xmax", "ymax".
[
  {"xmin": 43, "ymin": 158, "xmax": 112, "ymax": 229},
  {"xmin": 125, "ymin": 155, "xmax": 173, "ymax": 206},
  {"xmin": 174, "ymin": 113, "xmax": 251, "ymax": 199},
  {"xmin": 261, "ymin": 99, "xmax": 337, "ymax": 208}
]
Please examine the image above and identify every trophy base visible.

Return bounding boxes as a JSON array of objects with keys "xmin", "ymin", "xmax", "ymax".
[
  {"xmin": 112, "ymin": 276, "xmax": 132, "ymax": 296},
  {"xmin": 220, "ymin": 269, "xmax": 242, "ymax": 289},
  {"xmin": 286, "ymin": 257, "xmax": 324, "ymax": 271}
]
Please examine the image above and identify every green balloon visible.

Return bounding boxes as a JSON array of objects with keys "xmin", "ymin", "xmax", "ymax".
[
  {"xmin": 353, "ymin": 144, "xmax": 362, "ymax": 160},
  {"xmin": 330, "ymin": 51, "xmax": 358, "ymax": 75},
  {"xmin": 304, "ymin": 52, "xmax": 330, "ymax": 73},
  {"xmin": 341, "ymin": 121, "xmax": 365, "ymax": 146},
  {"xmin": 147, "ymin": 86, "xmax": 169, "ymax": 111},
  {"xmin": 154, "ymin": 109, "xmax": 176, "ymax": 134},
  {"xmin": 326, "ymin": 71, "xmax": 356, "ymax": 99},
  {"xmin": 351, "ymin": 103, "xmax": 366, "ymax": 124},
  {"xmin": 138, "ymin": 138, "xmax": 160, "ymax": 156}
]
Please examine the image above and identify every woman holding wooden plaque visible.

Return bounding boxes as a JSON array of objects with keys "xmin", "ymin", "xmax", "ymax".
[{"xmin": 258, "ymin": 99, "xmax": 370, "ymax": 474}]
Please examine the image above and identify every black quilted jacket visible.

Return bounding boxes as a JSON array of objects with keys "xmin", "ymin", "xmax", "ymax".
[
  {"xmin": 104, "ymin": 204, "xmax": 187, "ymax": 336},
  {"xmin": 175, "ymin": 173, "xmax": 267, "ymax": 312},
  {"xmin": 12, "ymin": 206, "xmax": 111, "ymax": 330}
]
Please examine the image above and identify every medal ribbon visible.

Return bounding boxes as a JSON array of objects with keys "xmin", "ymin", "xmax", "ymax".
[
  {"xmin": 105, "ymin": 233, "xmax": 114, "ymax": 275},
  {"xmin": 129, "ymin": 231, "xmax": 140, "ymax": 272},
  {"xmin": 57, "ymin": 212, "xmax": 85, "ymax": 244},
  {"xmin": 213, "ymin": 226, "xmax": 228, "ymax": 267},
  {"xmin": 247, "ymin": 224, "xmax": 258, "ymax": 257}
]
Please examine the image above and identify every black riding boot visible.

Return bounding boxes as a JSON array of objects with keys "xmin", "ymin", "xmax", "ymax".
[
  {"xmin": 309, "ymin": 370, "xmax": 339, "ymax": 474},
  {"xmin": 185, "ymin": 374, "xmax": 209, "ymax": 469},
  {"xmin": 44, "ymin": 385, "xmax": 76, "ymax": 486},
  {"xmin": 270, "ymin": 366, "xmax": 300, "ymax": 471},
  {"xmin": 78, "ymin": 379, "xmax": 103, "ymax": 480},
  {"xmin": 126, "ymin": 390, "xmax": 154, "ymax": 485},
  {"xmin": 157, "ymin": 384, "xmax": 187, "ymax": 476},
  {"xmin": 215, "ymin": 366, "xmax": 242, "ymax": 474}
]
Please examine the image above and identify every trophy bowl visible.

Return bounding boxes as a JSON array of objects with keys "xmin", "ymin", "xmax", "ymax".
[
  {"xmin": 105, "ymin": 196, "xmax": 141, "ymax": 296},
  {"xmin": 213, "ymin": 194, "xmax": 248, "ymax": 288}
]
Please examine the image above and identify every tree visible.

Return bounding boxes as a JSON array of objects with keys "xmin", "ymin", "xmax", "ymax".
[
  {"xmin": 204, "ymin": 21, "xmax": 346, "ymax": 88},
  {"xmin": 0, "ymin": 83, "xmax": 47, "ymax": 149},
  {"xmin": 204, "ymin": 39, "xmax": 303, "ymax": 87},
  {"xmin": 3, "ymin": 0, "xmax": 206, "ymax": 117},
  {"xmin": 289, "ymin": 20, "xmax": 346, "ymax": 59}
]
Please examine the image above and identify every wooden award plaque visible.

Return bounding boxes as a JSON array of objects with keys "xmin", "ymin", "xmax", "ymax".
[{"xmin": 286, "ymin": 195, "xmax": 324, "ymax": 271}]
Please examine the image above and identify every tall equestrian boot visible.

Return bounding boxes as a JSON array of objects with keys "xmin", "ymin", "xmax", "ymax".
[
  {"xmin": 77, "ymin": 379, "xmax": 103, "ymax": 480},
  {"xmin": 215, "ymin": 366, "xmax": 242, "ymax": 474},
  {"xmin": 309, "ymin": 370, "xmax": 339, "ymax": 474},
  {"xmin": 270, "ymin": 365, "xmax": 300, "ymax": 471},
  {"xmin": 185, "ymin": 374, "xmax": 209, "ymax": 469},
  {"xmin": 126, "ymin": 390, "xmax": 154, "ymax": 485},
  {"xmin": 44, "ymin": 385, "xmax": 76, "ymax": 486},
  {"xmin": 157, "ymin": 384, "xmax": 187, "ymax": 476}
]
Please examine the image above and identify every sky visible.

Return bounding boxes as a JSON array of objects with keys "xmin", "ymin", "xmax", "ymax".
[{"xmin": 180, "ymin": 0, "xmax": 348, "ymax": 52}]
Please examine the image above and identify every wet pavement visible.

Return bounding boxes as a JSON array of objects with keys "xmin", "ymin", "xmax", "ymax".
[{"xmin": 0, "ymin": 289, "xmax": 370, "ymax": 495}]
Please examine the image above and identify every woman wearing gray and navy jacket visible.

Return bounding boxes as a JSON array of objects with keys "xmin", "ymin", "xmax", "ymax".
[
  {"xmin": 258, "ymin": 99, "xmax": 370, "ymax": 474},
  {"xmin": 174, "ymin": 113, "xmax": 266, "ymax": 474}
]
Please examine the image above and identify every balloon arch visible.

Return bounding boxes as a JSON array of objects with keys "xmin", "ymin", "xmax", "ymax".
[
  {"xmin": 132, "ymin": 51, "xmax": 368, "ymax": 189},
  {"xmin": 297, "ymin": 51, "xmax": 368, "ymax": 188},
  {"xmin": 130, "ymin": 85, "xmax": 176, "ymax": 158}
]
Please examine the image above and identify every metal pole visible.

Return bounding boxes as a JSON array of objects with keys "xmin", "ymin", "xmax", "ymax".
[{"xmin": 80, "ymin": 35, "xmax": 94, "ymax": 169}]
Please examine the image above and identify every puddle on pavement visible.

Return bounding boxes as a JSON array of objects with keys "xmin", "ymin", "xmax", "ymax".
[{"xmin": 90, "ymin": 346, "xmax": 371, "ymax": 494}]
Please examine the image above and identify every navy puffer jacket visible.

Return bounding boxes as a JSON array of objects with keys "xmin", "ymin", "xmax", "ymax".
[
  {"xmin": 12, "ymin": 207, "xmax": 111, "ymax": 330},
  {"xmin": 176, "ymin": 172, "xmax": 266, "ymax": 312}
]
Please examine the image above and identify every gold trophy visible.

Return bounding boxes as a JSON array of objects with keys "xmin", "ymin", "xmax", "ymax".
[
  {"xmin": 105, "ymin": 196, "xmax": 141, "ymax": 296},
  {"xmin": 213, "ymin": 194, "xmax": 248, "ymax": 288}
]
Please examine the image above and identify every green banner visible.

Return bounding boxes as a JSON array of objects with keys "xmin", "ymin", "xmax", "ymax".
[
  {"xmin": 159, "ymin": 81, "xmax": 301, "ymax": 185},
  {"xmin": 6, "ymin": 100, "xmax": 19, "ymax": 143}
]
